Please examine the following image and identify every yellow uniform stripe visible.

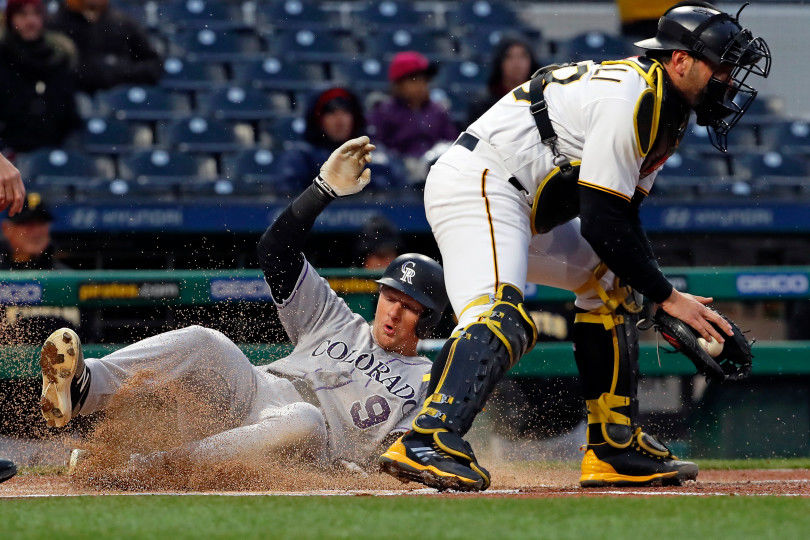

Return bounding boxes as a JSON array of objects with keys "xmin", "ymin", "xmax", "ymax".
[
  {"xmin": 578, "ymin": 180, "xmax": 632, "ymax": 202},
  {"xmin": 481, "ymin": 169, "xmax": 499, "ymax": 292}
]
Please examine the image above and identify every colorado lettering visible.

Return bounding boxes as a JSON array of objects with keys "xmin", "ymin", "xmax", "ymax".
[{"xmin": 311, "ymin": 339, "xmax": 416, "ymax": 399}]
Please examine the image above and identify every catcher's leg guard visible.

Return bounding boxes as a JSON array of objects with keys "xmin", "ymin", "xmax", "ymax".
[
  {"xmin": 380, "ymin": 284, "xmax": 537, "ymax": 491},
  {"xmin": 574, "ymin": 289, "xmax": 697, "ymax": 487}
]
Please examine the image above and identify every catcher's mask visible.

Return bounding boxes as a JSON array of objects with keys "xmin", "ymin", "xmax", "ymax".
[
  {"xmin": 635, "ymin": 2, "xmax": 771, "ymax": 151},
  {"xmin": 375, "ymin": 253, "xmax": 448, "ymax": 339}
]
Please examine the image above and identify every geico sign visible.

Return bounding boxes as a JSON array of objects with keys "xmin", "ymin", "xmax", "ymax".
[
  {"xmin": 736, "ymin": 274, "xmax": 809, "ymax": 296},
  {"xmin": 0, "ymin": 282, "xmax": 43, "ymax": 304}
]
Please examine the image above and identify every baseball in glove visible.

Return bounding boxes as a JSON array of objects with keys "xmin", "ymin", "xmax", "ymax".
[{"xmin": 639, "ymin": 308, "xmax": 754, "ymax": 382}]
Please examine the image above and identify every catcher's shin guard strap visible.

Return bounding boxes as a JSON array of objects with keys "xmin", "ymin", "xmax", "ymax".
[
  {"xmin": 416, "ymin": 284, "xmax": 537, "ymax": 435},
  {"xmin": 587, "ymin": 392, "xmax": 633, "ymax": 449}
]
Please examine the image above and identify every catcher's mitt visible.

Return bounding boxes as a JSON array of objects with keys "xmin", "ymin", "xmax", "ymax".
[{"xmin": 641, "ymin": 308, "xmax": 753, "ymax": 382}]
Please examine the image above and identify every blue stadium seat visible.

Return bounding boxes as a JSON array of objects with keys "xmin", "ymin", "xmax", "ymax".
[
  {"xmin": 222, "ymin": 148, "xmax": 284, "ymax": 193},
  {"xmin": 429, "ymin": 87, "xmax": 468, "ymax": 125},
  {"xmin": 80, "ymin": 117, "xmax": 152, "ymax": 155},
  {"xmin": 365, "ymin": 30, "xmax": 454, "ymax": 60},
  {"xmin": 199, "ymin": 87, "xmax": 281, "ymax": 121},
  {"xmin": 17, "ymin": 149, "xmax": 101, "ymax": 180},
  {"xmin": 761, "ymin": 120, "xmax": 810, "ymax": 153},
  {"xmin": 231, "ymin": 57, "xmax": 325, "ymax": 91},
  {"xmin": 159, "ymin": 117, "xmax": 248, "ymax": 153},
  {"xmin": 461, "ymin": 28, "xmax": 541, "ymax": 61},
  {"xmin": 273, "ymin": 29, "xmax": 357, "ymax": 62},
  {"xmin": 120, "ymin": 149, "xmax": 215, "ymax": 183},
  {"xmin": 356, "ymin": 1, "xmax": 429, "ymax": 29},
  {"xmin": 331, "ymin": 59, "xmax": 389, "ymax": 92},
  {"xmin": 560, "ymin": 31, "xmax": 638, "ymax": 63},
  {"xmin": 97, "ymin": 86, "xmax": 191, "ymax": 121},
  {"xmin": 176, "ymin": 29, "xmax": 262, "ymax": 62},
  {"xmin": 260, "ymin": 115, "xmax": 307, "ymax": 148},
  {"xmin": 734, "ymin": 151, "xmax": 810, "ymax": 197},
  {"xmin": 257, "ymin": 0, "xmax": 335, "ymax": 30},
  {"xmin": 433, "ymin": 59, "xmax": 487, "ymax": 92},
  {"xmin": 448, "ymin": 1, "xmax": 519, "ymax": 31},
  {"xmin": 678, "ymin": 122, "xmax": 759, "ymax": 154},
  {"xmin": 157, "ymin": 0, "xmax": 242, "ymax": 30},
  {"xmin": 160, "ymin": 57, "xmax": 228, "ymax": 91},
  {"xmin": 653, "ymin": 152, "xmax": 725, "ymax": 197}
]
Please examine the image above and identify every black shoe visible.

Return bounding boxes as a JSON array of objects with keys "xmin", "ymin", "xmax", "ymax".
[
  {"xmin": 0, "ymin": 459, "xmax": 17, "ymax": 484},
  {"xmin": 379, "ymin": 430, "xmax": 490, "ymax": 492},
  {"xmin": 580, "ymin": 429, "xmax": 698, "ymax": 487}
]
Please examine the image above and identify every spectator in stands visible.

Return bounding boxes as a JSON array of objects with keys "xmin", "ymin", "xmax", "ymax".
[
  {"xmin": 0, "ymin": 0, "xmax": 80, "ymax": 154},
  {"xmin": 467, "ymin": 34, "xmax": 540, "ymax": 124},
  {"xmin": 368, "ymin": 51, "xmax": 458, "ymax": 159},
  {"xmin": 48, "ymin": 0, "xmax": 162, "ymax": 94},
  {"xmin": 0, "ymin": 192, "xmax": 63, "ymax": 270},
  {"xmin": 277, "ymin": 87, "xmax": 366, "ymax": 192},
  {"xmin": 354, "ymin": 216, "xmax": 402, "ymax": 270}
]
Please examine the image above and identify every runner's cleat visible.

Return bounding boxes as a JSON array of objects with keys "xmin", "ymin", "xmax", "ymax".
[{"xmin": 40, "ymin": 328, "xmax": 88, "ymax": 428}]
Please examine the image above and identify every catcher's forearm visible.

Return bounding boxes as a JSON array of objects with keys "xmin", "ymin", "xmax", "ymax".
[
  {"xmin": 579, "ymin": 185, "xmax": 673, "ymax": 303},
  {"xmin": 257, "ymin": 179, "xmax": 335, "ymax": 299}
]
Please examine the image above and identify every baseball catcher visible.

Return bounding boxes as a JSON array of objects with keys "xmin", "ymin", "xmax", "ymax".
[
  {"xmin": 39, "ymin": 137, "xmax": 449, "ymax": 470},
  {"xmin": 379, "ymin": 1, "xmax": 770, "ymax": 491}
]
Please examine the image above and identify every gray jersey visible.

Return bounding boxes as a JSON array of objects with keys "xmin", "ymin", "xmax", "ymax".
[{"xmin": 265, "ymin": 261, "xmax": 431, "ymax": 463}]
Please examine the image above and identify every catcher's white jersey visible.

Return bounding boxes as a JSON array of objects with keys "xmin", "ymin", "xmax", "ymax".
[
  {"xmin": 467, "ymin": 58, "xmax": 660, "ymax": 200},
  {"xmin": 267, "ymin": 261, "xmax": 431, "ymax": 462},
  {"xmin": 428, "ymin": 57, "xmax": 672, "ymax": 325}
]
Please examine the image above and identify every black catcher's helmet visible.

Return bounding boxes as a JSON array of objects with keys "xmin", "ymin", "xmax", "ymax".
[
  {"xmin": 635, "ymin": 2, "xmax": 771, "ymax": 151},
  {"xmin": 376, "ymin": 253, "xmax": 448, "ymax": 339}
]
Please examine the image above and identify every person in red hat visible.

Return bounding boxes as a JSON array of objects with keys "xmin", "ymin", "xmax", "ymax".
[
  {"xmin": 0, "ymin": 0, "xmax": 80, "ymax": 153},
  {"xmin": 368, "ymin": 51, "xmax": 458, "ymax": 159}
]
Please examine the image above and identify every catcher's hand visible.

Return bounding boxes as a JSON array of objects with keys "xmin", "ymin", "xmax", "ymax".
[
  {"xmin": 316, "ymin": 136, "xmax": 375, "ymax": 197},
  {"xmin": 643, "ymin": 307, "xmax": 753, "ymax": 382}
]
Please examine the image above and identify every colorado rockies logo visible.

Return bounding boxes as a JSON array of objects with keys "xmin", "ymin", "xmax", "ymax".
[{"xmin": 400, "ymin": 261, "xmax": 416, "ymax": 284}]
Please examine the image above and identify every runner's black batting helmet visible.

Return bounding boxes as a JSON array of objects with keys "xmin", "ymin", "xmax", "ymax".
[
  {"xmin": 376, "ymin": 253, "xmax": 448, "ymax": 339},
  {"xmin": 635, "ymin": 2, "xmax": 771, "ymax": 151}
]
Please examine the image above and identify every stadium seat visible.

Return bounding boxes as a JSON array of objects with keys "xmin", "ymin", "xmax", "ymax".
[
  {"xmin": 160, "ymin": 57, "xmax": 228, "ymax": 91},
  {"xmin": 260, "ymin": 116, "xmax": 307, "ymax": 148},
  {"xmin": 461, "ymin": 28, "xmax": 541, "ymax": 61},
  {"xmin": 272, "ymin": 29, "xmax": 357, "ymax": 62},
  {"xmin": 429, "ymin": 87, "xmax": 468, "ymax": 125},
  {"xmin": 175, "ymin": 29, "xmax": 262, "ymax": 62},
  {"xmin": 231, "ymin": 57, "xmax": 324, "ymax": 91},
  {"xmin": 356, "ymin": 1, "xmax": 429, "ymax": 29},
  {"xmin": 199, "ymin": 87, "xmax": 283, "ymax": 121},
  {"xmin": 157, "ymin": 0, "xmax": 242, "ymax": 30},
  {"xmin": 222, "ymin": 148, "xmax": 284, "ymax": 193},
  {"xmin": 679, "ymin": 122, "xmax": 758, "ymax": 153},
  {"xmin": 17, "ymin": 149, "xmax": 101, "ymax": 180},
  {"xmin": 80, "ymin": 117, "xmax": 153, "ymax": 155},
  {"xmin": 560, "ymin": 31, "xmax": 638, "ymax": 63},
  {"xmin": 120, "ymin": 150, "xmax": 216, "ymax": 185},
  {"xmin": 448, "ymin": 0, "xmax": 519, "ymax": 31},
  {"xmin": 331, "ymin": 59, "xmax": 389, "ymax": 92},
  {"xmin": 257, "ymin": 0, "xmax": 335, "ymax": 30},
  {"xmin": 433, "ymin": 59, "xmax": 487, "ymax": 92},
  {"xmin": 734, "ymin": 151, "xmax": 810, "ymax": 197},
  {"xmin": 653, "ymin": 152, "xmax": 725, "ymax": 197},
  {"xmin": 761, "ymin": 120, "xmax": 810, "ymax": 153},
  {"xmin": 97, "ymin": 86, "xmax": 191, "ymax": 121},
  {"xmin": 159, "ymin": 117, "xmax": 250, "ymax": 153},
  {"xmin": 364, "ymin": 30, "xmax": 454, "ymax": 60}
]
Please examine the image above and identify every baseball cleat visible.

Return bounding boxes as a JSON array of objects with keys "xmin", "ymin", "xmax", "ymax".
[
  {"xmin": 379, "ymin": 432, "xmax": 489, "ymax": 492},
  {"xmin": 580, "ymin": 431, "xmax": 698, "ymax": 487},
  {"xmin": 40, "ymin": 328, "xmax": 87, "ymax": 428},
  {"xmin": 0, "ymin": 458, "xmax": 17, "ymax": 484}
]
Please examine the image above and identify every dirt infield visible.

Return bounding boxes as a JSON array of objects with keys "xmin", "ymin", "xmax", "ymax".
[{"xmin": 2, "ymin": 467, "xmax": 809, "ymax": 498}]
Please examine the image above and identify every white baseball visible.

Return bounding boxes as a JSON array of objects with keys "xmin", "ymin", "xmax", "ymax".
[{"xmin": 697, "ymin": 336, "xmax": 723, "ymax": 357}]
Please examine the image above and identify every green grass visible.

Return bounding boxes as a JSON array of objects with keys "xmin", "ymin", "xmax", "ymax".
[
  {"xmin": 696, "ymin": 458, "xmax": 810, "ymax": 470},
  {"xmin": 2, "ymin": 496, "xmax": 810, "ymax": 539}
]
